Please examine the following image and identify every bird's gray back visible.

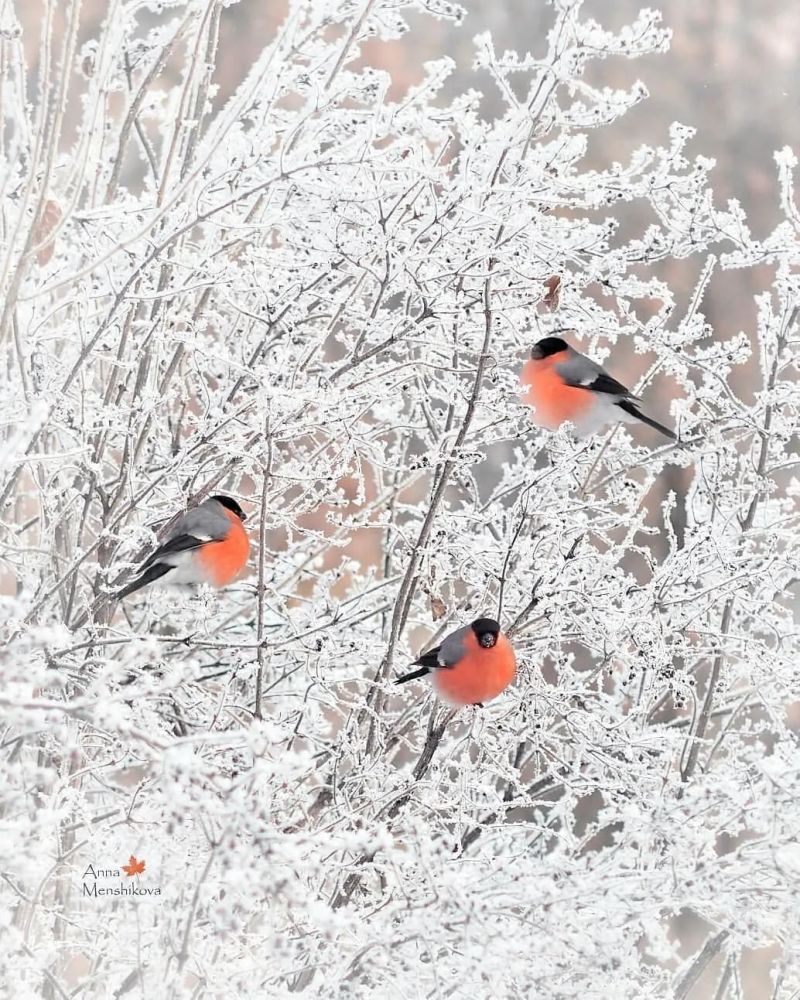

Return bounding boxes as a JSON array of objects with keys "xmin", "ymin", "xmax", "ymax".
[
  {"xmin": 555, "ymin": 348, "xmax": 606, "ymax": 387},
  {"xmin": 438, "ymin": 624, "xmax": 469, "ymax": 666},
  {"xmin": 171, "ymin": 500, "xmax": 231, "ymax": 542},
  {"xmin": 555, "ymin": 346, "xmax": 635, "ymax": 400}
]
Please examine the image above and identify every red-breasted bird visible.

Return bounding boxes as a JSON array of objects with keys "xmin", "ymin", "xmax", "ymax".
[
  {"xmin": 395, "ymin": 618, "xmax": 517, "ymax": 707},
  {"xmin": 520, "ymin": 334, "xmax": 676, "ymax": 439},
  {"xmin": 115, "ymin": 495, "xmax": 249, "ymax": 599}
]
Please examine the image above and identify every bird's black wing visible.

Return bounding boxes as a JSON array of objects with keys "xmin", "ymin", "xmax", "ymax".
[
  {"xmin": 565, "ymin": 370, "xmax": 633, "ymax": 397},
  {"xmin": 555, "ymin": 353, "xmax": 634, "ymax": 398},
  {"xmin": 394, "ymin": 645, "xmax": 442, "ymax": 685},
  {"xmin": 116, "ymin": 533, "xmax": 206, "ymax": 600},
  {"xmin": 139, "ymin": 533, "xmax": 205, "ymax": 571},
  {"xmin": 414, "ymin": 647, "xmax": 442, "ymax": 670}
]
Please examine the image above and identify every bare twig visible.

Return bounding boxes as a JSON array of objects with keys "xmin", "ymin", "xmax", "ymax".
[{"xmin": 674, "ymin": 930, "xmax": 730, "ymax": 1000}]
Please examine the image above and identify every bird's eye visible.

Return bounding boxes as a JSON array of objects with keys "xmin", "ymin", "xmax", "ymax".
[{"xmin": 479, "ymin": 633, "xmax": 496, "ymax": 648}]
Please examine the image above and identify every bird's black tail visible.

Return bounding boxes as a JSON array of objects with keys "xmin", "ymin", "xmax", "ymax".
[
  {"xmin": 395, "ymin": 647, "xmax": 440, "ymax": 685},
  {"xmin": 115, "ymin": 563, "xmax": 171, "ymax": 600},
  {"xmin": 617, "ymin": 399, "xmax": 676, "ymax": 440},
  {"xmin": 394, "ymin": 665, "xmax": 430, "ymax": 685}
]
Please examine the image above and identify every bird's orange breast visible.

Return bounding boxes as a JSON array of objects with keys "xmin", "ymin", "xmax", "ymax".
[
  {"xmin": 433, "ymin": 632, "xmax": 517, "ymax": 707},
  {"xmin": 521, "ymin": 354, "xmax": 593, "ymax": 430},
  {"xmin": 197, "ymin": 511, "xmax": 250, "ymax": 587}
]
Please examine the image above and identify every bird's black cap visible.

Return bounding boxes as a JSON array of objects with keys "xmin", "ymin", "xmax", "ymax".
[
  {"xmin": 211, "ymin": 495, "xmax": 246, "ymax": 521},
  {"xmin": 471, "ymin": 618, "xmax": 501, "ymax": 648},
  {"xmin": 471, "ymin": 617, "xmax": 500, "ymax": 635},
  {"xmin": 531, "ymin": 336, "xmax": 569, "ymax": 360}
]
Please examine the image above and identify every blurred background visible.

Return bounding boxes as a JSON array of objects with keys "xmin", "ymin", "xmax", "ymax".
[
  {"xmin": 218, "ymin": 0, "xmax": 798, "ymax": 354},
  {"xmin": 15, "ymin": 0, "xmax": 799, "ymax": 344}
]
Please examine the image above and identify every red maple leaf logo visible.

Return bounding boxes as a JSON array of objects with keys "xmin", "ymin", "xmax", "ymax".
[{"xmin": 122, "ymin": 855, "xmax": 145, "ymax": 877}]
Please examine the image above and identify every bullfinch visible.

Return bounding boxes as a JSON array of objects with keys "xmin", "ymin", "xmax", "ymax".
[
  {"xmin": 520, "ymin": 334, "xmax": 676, "ymax": 439},
  {"xmin": 395, "ymin": 618, "xmax": 517, "ymax": 707},
  {"xmin": 115, "ymin": 495, "xmax": 250, "ymax": 599}
]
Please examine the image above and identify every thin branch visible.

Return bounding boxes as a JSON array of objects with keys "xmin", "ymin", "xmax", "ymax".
[{"xmin": 674, "ymin": 930, "xmax": 730, "ymax": 1000}]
